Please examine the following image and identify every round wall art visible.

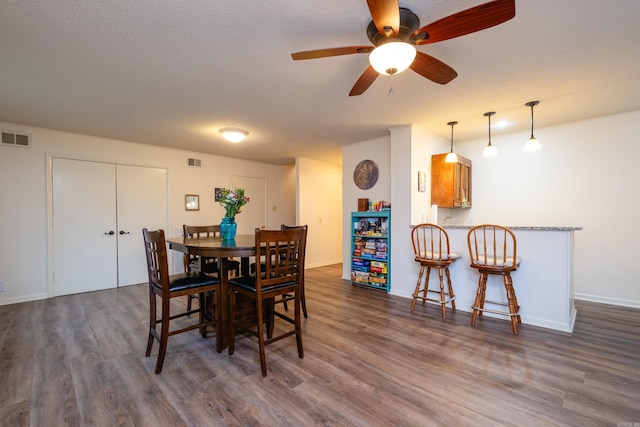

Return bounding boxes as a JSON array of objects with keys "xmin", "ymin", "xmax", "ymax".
[{"xmin": 353, "ymin": 159, "xmax": 379, "ymax": 190}]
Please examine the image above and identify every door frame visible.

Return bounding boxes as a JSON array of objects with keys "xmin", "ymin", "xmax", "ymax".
[{"xmin": 46, "ymin": 153, "xmax": 170, "ymax": 297}]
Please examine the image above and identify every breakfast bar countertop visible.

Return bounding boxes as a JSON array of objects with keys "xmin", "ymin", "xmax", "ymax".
[{"xmin": 441, "ymin": 225, "xmax": 583, "ymax": 231}]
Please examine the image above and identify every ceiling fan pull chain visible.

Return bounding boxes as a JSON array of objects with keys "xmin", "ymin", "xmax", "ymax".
[{"xmin": 388, "ymin": 75, "xmax": 395, "ymax": 94}]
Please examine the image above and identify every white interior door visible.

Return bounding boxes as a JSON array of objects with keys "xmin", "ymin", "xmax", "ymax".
[
  {"xmin": 230, "ymin": 175, "xmax": 266, "ymax": 234},
  {"xmin": 53, "ymin": 158, "xmax": 118, "ymax": 296},
  {"xmin": 116, "ymin": 164, "xmax": 168, "ymax": 286}
]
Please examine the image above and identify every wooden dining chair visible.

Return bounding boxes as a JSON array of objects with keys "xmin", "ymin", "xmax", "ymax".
[
  {"xmin": 142, "ymin": 228, "xmax": 222, "ymax": 374},
  {"xmin": 467, "ymin": 224, "xmax": 522, "ymax": 335},
  {"xmin": 228, "ymin": 227, "xmax": 307, "ymax": 377},
  {"xmin": 248, "ymin": 224, "xmax": 309, "ymax": 318},
  {"xmin": 274, "ymin": 224, "xmax": 309, "ymax": 318},
  {"xmin": 183, "ymin": 224, "xmax": 240, "ymax": 311},
  {"xmin": 410, "ymin": 223, "xmax": 461, "ymax": 319}
]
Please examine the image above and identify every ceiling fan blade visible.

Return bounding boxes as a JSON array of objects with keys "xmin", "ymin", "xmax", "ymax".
[
  {"xmin": 291, "ymin": 46, "xmax": 373, "ymax": 60},
  {"xmin": 409, "ymin": 52, "xmax": 458, "ymax": 85},
  {"xmin": 367, "ymin": 0, "xmax": 400, "ymax": 36},
  {"xmin": 349, "ymin": 66, "xmax": 379, "ymax": 96},
  {"xmin": 412, "ymin": 0, "xmax": 515, "ymax": 45}
]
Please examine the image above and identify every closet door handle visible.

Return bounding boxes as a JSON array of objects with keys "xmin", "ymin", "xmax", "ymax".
[
  {"xmin": 119, "ymin": 230, "xmax": 130, "ymax": 235},
  {"xmin": 104, "ymin": 230, "xmax": 115, "ymax": 235}
]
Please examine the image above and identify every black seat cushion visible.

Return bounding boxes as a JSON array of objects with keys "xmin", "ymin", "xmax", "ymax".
[
  {"xmin": 165, "ymin": 271, "xmax": 220, "ymax": 292},
  {"xmin": 229, "ymin": 275, "xmax": 295, "ymax": 293}
]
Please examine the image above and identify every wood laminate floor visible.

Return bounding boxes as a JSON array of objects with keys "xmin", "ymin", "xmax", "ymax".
[{"xmin": 1, "ymin": 263, "xmax": 639, "ymax": 426}]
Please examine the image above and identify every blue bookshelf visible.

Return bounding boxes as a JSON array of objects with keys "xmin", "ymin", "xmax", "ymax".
[{"xmin": 350, "ymin": 211, "xmax": 390, "ymax": 292}]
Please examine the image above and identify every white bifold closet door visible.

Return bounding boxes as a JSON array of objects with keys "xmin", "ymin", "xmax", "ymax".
[{"xmin": 52, "ymin": 158, "xmax": 167, "ymax": 296}]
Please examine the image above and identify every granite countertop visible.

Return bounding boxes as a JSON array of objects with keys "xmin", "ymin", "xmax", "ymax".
[{"xmin": 442, "ymin": 225, "xmax": 583, "ymax": 231}]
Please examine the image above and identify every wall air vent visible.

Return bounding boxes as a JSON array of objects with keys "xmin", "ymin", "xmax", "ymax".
[
  {"xmin": 187, "ymin": 158, "xmax": 202, "ymax": 167},
  {"xmin": 1, "ymin": 131, "xmax": 31, "ymax": 148}
]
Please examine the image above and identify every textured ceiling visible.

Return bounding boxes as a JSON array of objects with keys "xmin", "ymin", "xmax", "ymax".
[{"xmin": 1, "ymin": 1, "xmax": 639, "ymax": 165}]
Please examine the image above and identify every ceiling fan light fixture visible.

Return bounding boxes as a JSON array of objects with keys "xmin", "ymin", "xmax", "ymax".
[
  {"xmin": 524, "ymin": 100, "xmax": 541, "ymax": 152},
  {"xmin": 219, "ymin": 127, "xmax": 248, "ymax": 143},
  {"xmin": 369, "ymin": 42, "xmax": 416, "ymax": 75}
]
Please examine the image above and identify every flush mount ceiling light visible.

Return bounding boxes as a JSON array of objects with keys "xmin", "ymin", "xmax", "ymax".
[
  {"xmin": 524, "ymin": 100, "xmax": 541, "ymax": 152},
  {"xmin": 368, "ymin": 40, "xmax": 417, "ymax": 75},
  {"xmin": 219, "ymin": 128, "xmax": 248, "ymax": 143},
  {"xmin": 483, "ymin": 111, "xmax": 498, "ymax": 158},
  {"xmin": 445, "ymin": 121, "xmax": 458, "ymax": 163}
]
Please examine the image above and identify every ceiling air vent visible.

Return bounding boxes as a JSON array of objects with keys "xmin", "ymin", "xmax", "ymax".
[
  {"xmin": 187, "ymin": 158, "xmax": 202, "ymax": 167},
  {"xmin": 1, "ymin": 131, "xmax": 31, "ymax": 148}
]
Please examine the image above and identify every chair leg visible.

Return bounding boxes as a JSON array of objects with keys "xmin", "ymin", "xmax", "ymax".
[
  {"xmin": 213, "ymin": 288, "xmax": 223, "ymax": 353},
  {"xmin": 146, "ymin": 289, "xmax": 156, "ymax": 357},
  {"xmin": 410, "ymin": 266, "xmax": 427, "ymax": 312},
  {"xmin": 437, "ymin": 267, "xmax": 447, "ymax": 319},
  {"xmin": 422, "ymin": 267, "xmax": 431, "ymax": 303},
  {"xmin": 471, "ymin": 273, "xmax": 488, "ymax": 326},
  {"xmin": 187, "ymin": 294, "xmax": 193, "ymax": 313},
  {"xmin": 256, "ymin": 296, "xmax": 268, "ymax": 377},
  {"xmin": 198, "ymin": 293, "xmax": 207, "ymax": 338},
  {"xmin": 295, "ymin": 290, "xmax": 304, "ymax": 359},
  {"xmin": 504, "ymin": 274, "xmax": 520, "ymax": 335},
  {"xmin": 445, "ymin": 267, "xmax": 456, "ymax": 312},
  {"xmin": 228, "ymin": 289, "xmax": 236, "ymax": 356},
  {"xmin": 155, "ymin": 298, "xmax": 171, "ymax": 374},
  {"xmin": 266, "ymin": 299, "xmax": 275, "ymax": 339},
  {"xmin": 300, "ymin": 284, "xmax": 308, "ymax": 318}
]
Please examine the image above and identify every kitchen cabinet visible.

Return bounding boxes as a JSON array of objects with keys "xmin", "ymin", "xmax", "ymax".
[{"xmin": 431, "ymin": 153, "xmax": 472, "ymax": 208}]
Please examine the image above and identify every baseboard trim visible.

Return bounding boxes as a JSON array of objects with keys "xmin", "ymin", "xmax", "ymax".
[
  {"xmin": 574, "ymin": 293, "xmax": 640, "ymax": 309},
  {"xmin": 0, "ymin": 292, "xmax": 48, "ymax": 306}
]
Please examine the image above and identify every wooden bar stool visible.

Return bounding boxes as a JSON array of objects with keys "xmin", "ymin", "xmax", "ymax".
[
  {"xmin": 410, "ymin": 224, "xmax": 461, "ymax": 319},
  {"xmin": 467, "ymin": 224, "xmax": 522, "ymax": 335}
]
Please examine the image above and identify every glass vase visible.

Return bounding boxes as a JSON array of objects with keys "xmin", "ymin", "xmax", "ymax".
[{"xmin": 220, "ymin": 216, "xmax": 237, "ymax": 241}]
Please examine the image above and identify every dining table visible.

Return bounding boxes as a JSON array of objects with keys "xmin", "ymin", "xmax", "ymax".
[{"xmin": 166, "ymin": 234, "xmax": 257, "ymax": 350}]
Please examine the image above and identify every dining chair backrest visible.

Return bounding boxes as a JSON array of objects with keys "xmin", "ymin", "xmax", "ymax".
[
  {"xmin": 467, "ymin": 224, "xmax": 519, "ymax": 272},
  {"xmin": 254, "ymin": 227, "xmax": 307, "ymax": 292},
  {"xmin": 183, "ymin": 224, "xmax": 220, "ymax": 239},
  {"xmin": 411, "ymin": 223, "xmax": 455, "ymax": 264},
  {"xmin": 143, "ymin": 228, "xmax": 171, "ymax": 297},
  {"xmin": 279, "ymin": 224, "xmax": 309, "ymax": 316},
  {"xmin": 182, "ymin": 224, "xmax": 222, "ymax": 271}
]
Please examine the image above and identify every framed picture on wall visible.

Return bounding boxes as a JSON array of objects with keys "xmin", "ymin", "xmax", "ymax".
[
  {"xmin": 185, "ymin": 194, "xmax": 199, "ymax": 211},
  {"xmin": 418, "ymin": 171, "xmax": 426, "ymax": 192},
  {"xmin": 214, "ymin": 187, "xmax": 223, "ymax": 202}
]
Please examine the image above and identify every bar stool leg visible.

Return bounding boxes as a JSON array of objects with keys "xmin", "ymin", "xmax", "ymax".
[
  {"xmin": 471, "ymin": 272, "xmax": 488, "ymax": 326},
  {"xmin": 423, "ymin": 267, "xmax": 431, "ymax": 302},
  {"xmin": 411, "ymin": 266, "xmax": 424, "ymax": 311},
  {"xmin": 445, "ymin": 267, "xmax": 456, "ymax": 312},
  {"xmin": 437, "ymin": 267, "xmax": 447, "ymax": 319},
  {"xmin": 504, "ymin": 274, "xmax": 520, "ymax": 335}
]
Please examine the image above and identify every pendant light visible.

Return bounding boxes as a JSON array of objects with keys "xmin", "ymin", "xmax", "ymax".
[
  {"xmin": 445, "ymin": 121, "xmax": 458, "ymax": 163},
  {"xmin": 483, "ymin": 111, "xmax": 498, "ymax": 158},
  {"xmin": 524, "ymin": 101, "xmax": 541, "ymax": 152}
]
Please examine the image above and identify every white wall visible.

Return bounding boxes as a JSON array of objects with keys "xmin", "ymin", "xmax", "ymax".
[
  {"xmin": 342, "ymin": 110, "xmax": 640, "ymax": 307},
  {"xmin": 0, "ymin": 122, "xmax": 296, "ymax": 305},
  {"xmin": 296, "ymin": 157, "xmax": 343, "ymax": 268},
  {"xmin": 341, "ymin": 136, "xmax": 392, "ymax": 279}
]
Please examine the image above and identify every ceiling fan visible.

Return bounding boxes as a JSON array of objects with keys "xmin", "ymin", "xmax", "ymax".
[{"xmin": 291, "ymin": 0, "xmax": 515, "ymax": 96}]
